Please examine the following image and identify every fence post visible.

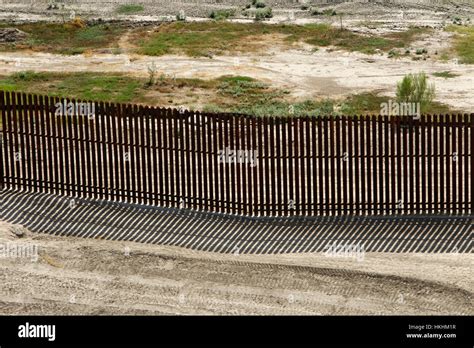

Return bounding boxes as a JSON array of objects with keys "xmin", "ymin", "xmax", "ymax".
[
  {"xmin": 471, "ymin": 113, "xmax": 474, "ymax": 215},
  {"xmin": 0, "ymin": 91, "xmax": 4, "ymax": 191}
]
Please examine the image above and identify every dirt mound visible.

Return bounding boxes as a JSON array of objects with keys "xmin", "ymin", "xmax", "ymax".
[
  {"xmin": 0, "ymin": 221, "xmax": 31, "ymax": 241},
  {"xmin": 0, "ymin": 28, "xmax": 28, "ymax": 43}
]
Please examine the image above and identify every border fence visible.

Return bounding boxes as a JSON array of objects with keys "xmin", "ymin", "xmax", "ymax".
[{"xmin": 0, "ymin": 91, "xmax": 472, "ymax": 216}]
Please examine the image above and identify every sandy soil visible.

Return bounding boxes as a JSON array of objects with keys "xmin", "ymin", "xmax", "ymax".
[
  {"xmin": 1, "ymin": 0, "xmax": 472, "ymax": 24},
  {"xmin": 0, "ymin": 221, "xmax": 472, "ymax": 315}
]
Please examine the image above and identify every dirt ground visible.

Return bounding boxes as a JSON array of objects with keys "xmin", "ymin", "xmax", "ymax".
[{"xmin": 0, "ymin": 221, "xmax": 472, "ymax": 315}]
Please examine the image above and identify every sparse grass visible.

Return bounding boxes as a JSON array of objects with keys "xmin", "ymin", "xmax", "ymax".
[
  {"xmin": 0, "ymin": 20, "xmax": 432, "ymax": 57},
  {"xmin": 116, "ymin": 4, "xmax": 145, "ymax": 14},
  {"xmin": 446, "ymin": 25, "xmax": 474, "ymax": 64},
  {"xmin": 138, "ymin": 22, "xmax": 432, "ymax": 57},
  {"xmin": 386, "ymin": 27, "xmax": 431, "ymax": 44},
  {"xmin": 204, "ymin": 99, "xmax": 335, "ymax": 117},
  {"xmin": 0, "ymin": 21, "xmax": 126, "ymax": 54},
  {"xmin": 337, "ymin": 93, "xmax": 388, "ymax": 115},
  {"xmin": 432, "ymin": 71, "xmax": 459, "ymax": 79},
  {"xmin": 336, "ymin": 92, "xmax": 456, "ymax": 116},
  {"xmin": 138, "ymin": 22, "xmax": 266, "ymax": 56},
  {"xmin": 0, "ymin": 71, "xmax": 141, "ymax": 102},
  {"xmin": 0, "ymin": 72, "xmax": 459, "ymax": 128}
]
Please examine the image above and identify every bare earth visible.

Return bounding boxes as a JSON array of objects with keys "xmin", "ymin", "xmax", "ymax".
[{"xmin": 0, "ymin": 221, "xmax": 472, "ymax": 315}]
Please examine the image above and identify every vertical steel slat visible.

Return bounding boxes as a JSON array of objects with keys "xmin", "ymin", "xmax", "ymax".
[
  {"xmin": 342, "ymin": 116, "xmax": 348, "ymax": 214},
  {"xmin": 420, "ymin": 115, "xmax": 426, "ymax": 214},
  {"xmin": 439, "ymin": 115, "xmax": 445, "ymax": 214},
  {"xmin": 0, "ymin": 91, "xmax": 7, "ymax": 190},
  {"xmin": 429, "ymin": 115, "xmax": 435, "ymax": 214},
  {"xmin": 235, "ymin": 114, "xmax": 242, "ymax": 215},
  {"xmin": 451, "ymin": 114, "xmax": 457, "ymax": 213},
  {"xmin": 463, "ymin": 114, "xmax": 469, "ymax": 213}
]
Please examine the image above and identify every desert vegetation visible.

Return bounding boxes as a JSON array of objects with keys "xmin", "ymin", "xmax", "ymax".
[{"xmin": 0, "ymin": 71, "xmax": 455, "ymax": 120}]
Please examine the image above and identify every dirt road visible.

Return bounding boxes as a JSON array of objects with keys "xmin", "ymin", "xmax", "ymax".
[{"xmin": 0, "ymin": 221, "xmax": 472, "ymax": 315}]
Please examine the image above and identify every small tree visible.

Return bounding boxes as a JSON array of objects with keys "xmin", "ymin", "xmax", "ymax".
[
  {"xmin": 146, "ymin": 62, "xmax": 157, "ymax": 87},
  {"xmin": 396, "ymin": 72, "xmax": 435, "ymax": 113}
]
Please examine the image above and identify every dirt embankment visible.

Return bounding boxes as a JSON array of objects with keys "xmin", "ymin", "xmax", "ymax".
[
  {"xmin": 0, "ymin": 0, "xmax": 472, "ymax": 22},
  {"xmin": 0, "ymin": 221, "xmax": 472, "ymax": 315}
]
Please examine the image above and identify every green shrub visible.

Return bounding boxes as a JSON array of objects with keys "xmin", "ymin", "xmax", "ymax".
[
  {"xmin": 254, "ymin": 7, "xmax": 273, "ymax": 20},
  {"xmin": 209, "ymin": 9, "xmax": 236, "ymax": 20},
  {"xmin": 176, "ymin": 10, "xmax": 186, "ymax": 21},
  {"xmin": 323, "ymin": 8, "xmax": 337, "ymax": 16},
  {"xmin": 388, "ymin": 49, "xmax": 399, "ymax": 58},
  {"xmin": 11, "ymin": 70, "xmax": 44, "ymax": 81},
  {"xmin": 396, "ymin": 72, "xmax": 435, "ymax": 113},
  {"xmin": 146, "ymin": 62, "xmax": 157, "ymax": 87},
  {"xmin": 255, "ymin": 0, "xmax": 266, "ymax": 8}
]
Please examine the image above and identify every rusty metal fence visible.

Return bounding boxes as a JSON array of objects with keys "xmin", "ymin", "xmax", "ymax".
[{"xmin": 1, "ymin": 91, "xmax": 472, "ymax": 216}]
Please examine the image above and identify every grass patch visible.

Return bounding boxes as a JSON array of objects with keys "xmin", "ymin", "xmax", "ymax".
[
  {"xmin": 0, "ymin": 72, "xmax": 459, "ymax": 128},
  {"xmin": 446, "ymin": 25, "xmax": 474, "ymax": 64},
  {"xmin": 204, "ymin": 99, "xmax": 335, "ymax": 117},
  {"xmin": 0, "ymin": 71, "xmax": 141, "ymax": 102},
  {"xmin": 0, "ymin": 21, "xmax": 126, "ymax": 54},
  {"xmin": 432, "ymin": 71, "xmax": 459, "ymax": 79},
  {"xmin": 337, "ymin": 93, "xmax": 388, "ymax": 115},
  {"xmin": 116, "ymin": 4, "xmax": 145, "ymax": 14},
  {"xmin": 340, "ymin": 92, "xmax": 457, "ymax": 116},
  {"xmin": 138, "ymin": 22, "xmax": 432, "ymax": 57},
  {"xmin": 0, "ymin": 20, "xmax": 432, "ymax": 57}
]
